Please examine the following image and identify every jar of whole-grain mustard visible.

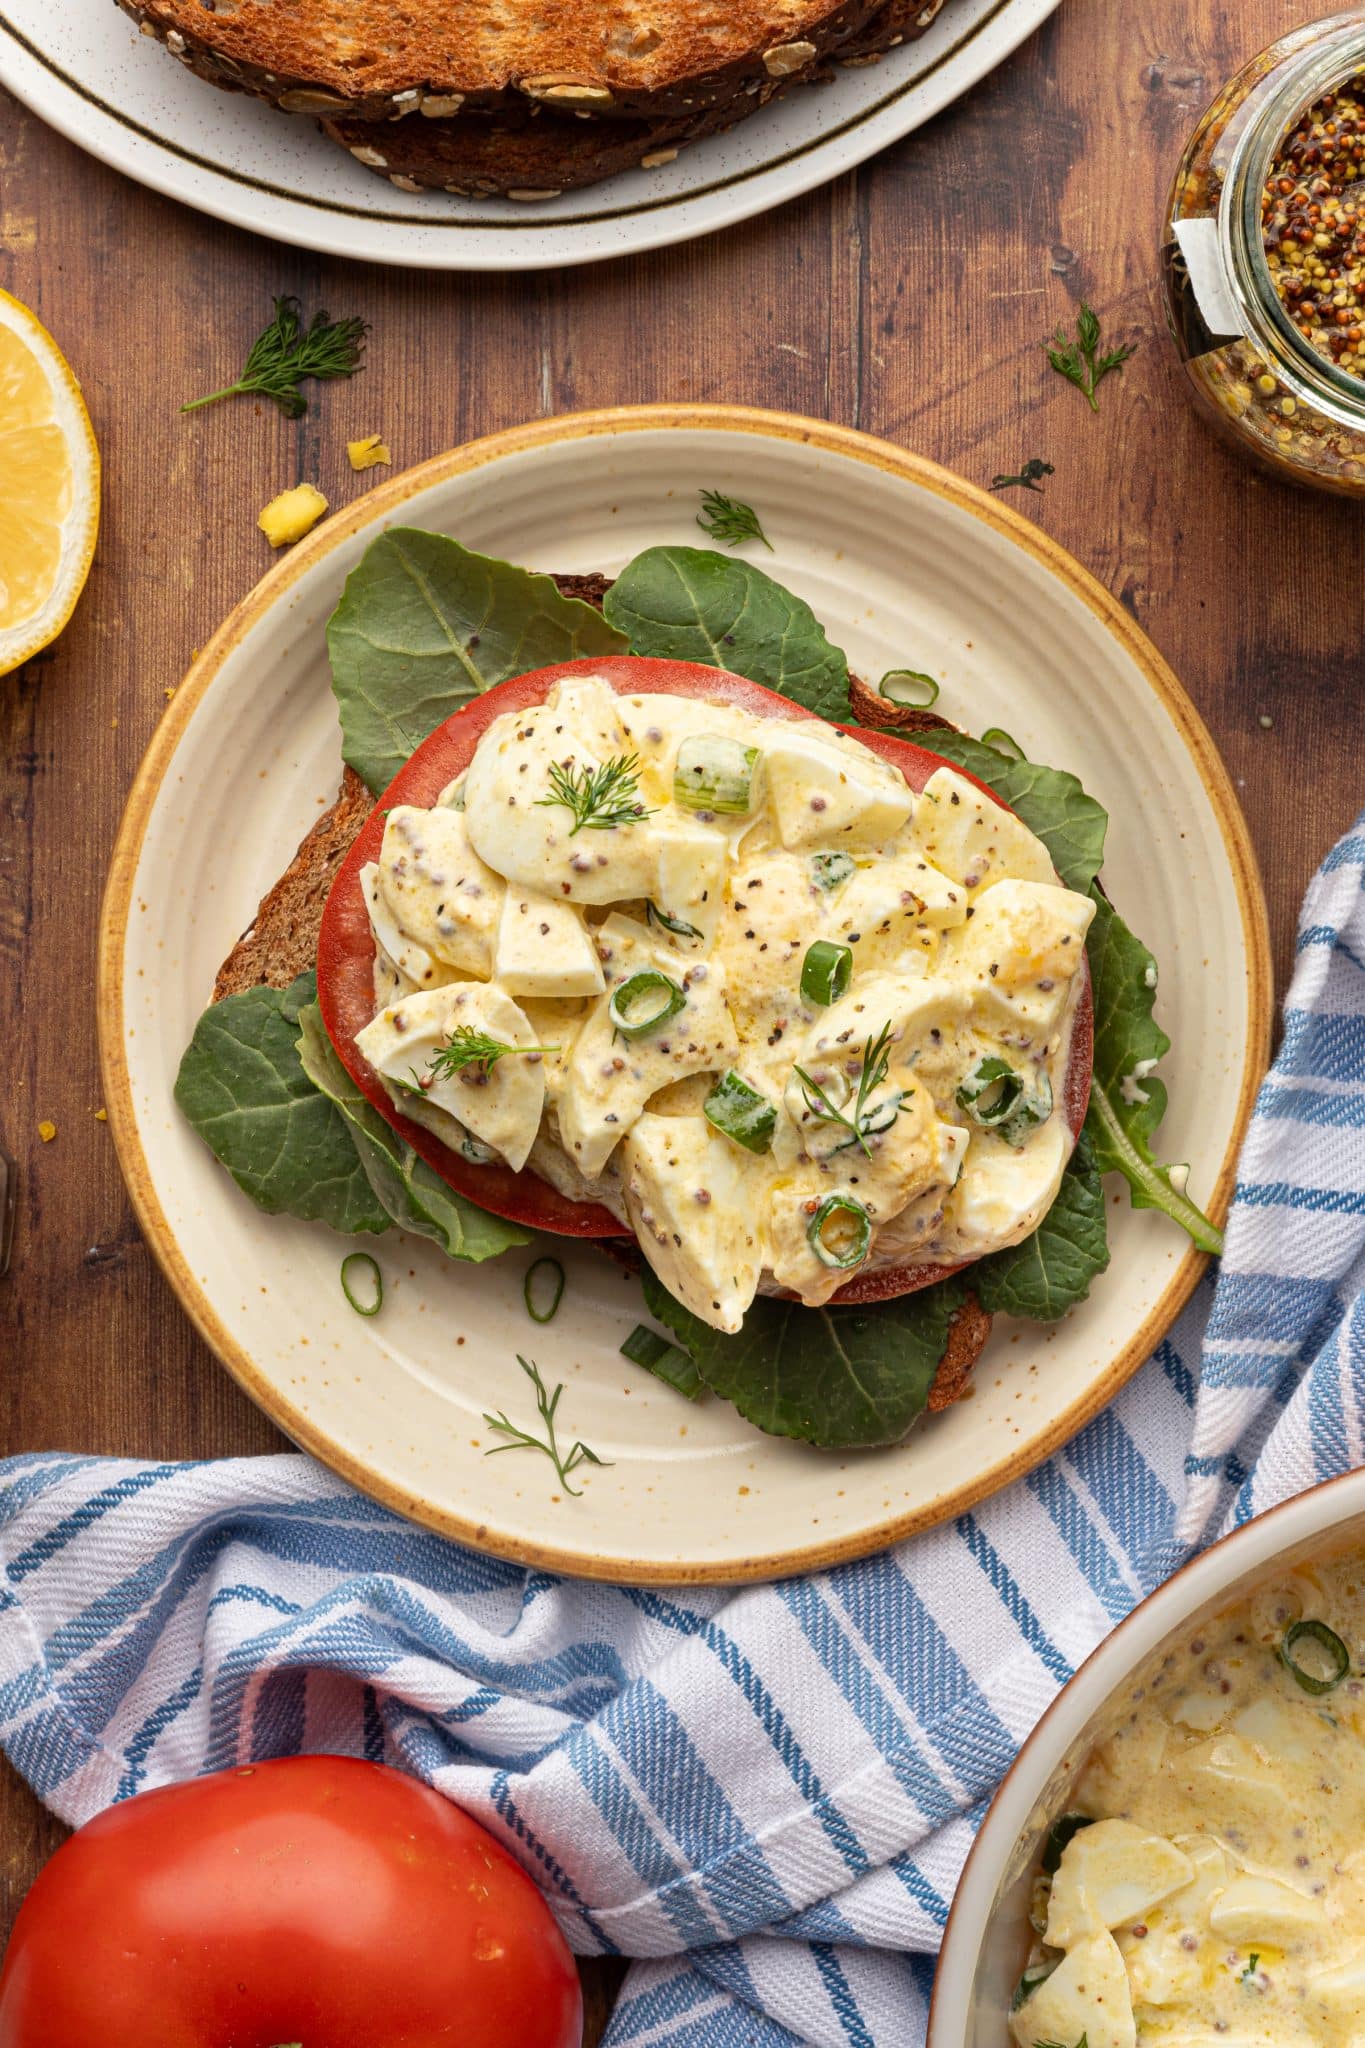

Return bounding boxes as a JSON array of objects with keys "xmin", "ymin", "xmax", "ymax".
[{"xmin": 1162, "ymin": 10, "xmax": 1365, "ymax": 493}]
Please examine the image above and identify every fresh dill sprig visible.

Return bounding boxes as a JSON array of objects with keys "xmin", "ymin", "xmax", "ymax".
[
  {"xmin": 483, "ymin": 1355, "xmax": 611, "ymax": 1498},
  {"xmin": 792, "ymin": 1021, "xmax": 903, "ymax": 1160},
  {"xmin": 1044, "ymin": 303, "xmax": 1135, "ymax": 413},
  {"xmin": 990, "ymin": 458, "xmax": 1055, "ymax": 494},
  {"xmin": 182, "ymin": 296, "xmax": 368, "ymax": 418},
  {"xmin": 696, "ymin": 488, "xmax": 773, "ymax": 551},
  {"xmin": 426, "ymin": 1025, "xmax": 557, "ymax": 1081},
  {"xmin": 535, "ymin": 754, "xmax": 655, "ymax": 836}
]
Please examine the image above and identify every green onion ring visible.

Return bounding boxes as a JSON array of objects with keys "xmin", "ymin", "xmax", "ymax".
[
  {"xmin": 878, "ymin": 669, "xmax": 940, "ymax": 707},
  {"xmin": 523, "ymin": 1256, "xmax": 566, "ymax": 1325},
  {"xmin": 704, "ymin": 1070, "xmax": 777, "ymax": 1154},
  {"xmin": 1281, "ymin": 1618, "xmax": 1350, "ymax": 1695},
  {"xmin": 957, "ymin": 1056, "xmax": 1025, "ymax": 1127},
  {"xmin": 620, "ymin": 1324, "xmax": 705, "ymax": 1400},
  {"xmin": 1002, "ymin": 1071, "xmax": 1055, "ymax": 1145},
  {"xmin": 608, "ymin": 970, "xmax": 687, "ymax": 1039},
  {"xmin": 807, "ymin": 1193, "xmax": 872, "ymax": 1271},
  {"xmin": 800, "ymin": 940, "xmax": 853, "ymax": 1007},
  {"xmin": 1010, "ymin": 1959, "xmax": 1059, "ymax": 2011},
  {"xmin": 810, "ymin": 851, "xmax": 856, "ymax": 892},
  {"xmin": 673, "ymin": 735, "xmax": 758, "ymax": 815},
  {"xmin": 340, "ymin": 1252, "xmax": 383, "ymax": 1318},
  {"xmin": 981, "ymin": 726, "xmax": 1027, "ymax": 762},
  {"xmin": 1040, "ymin": 1811, "xmax": 1094, "ymax": 1876}
]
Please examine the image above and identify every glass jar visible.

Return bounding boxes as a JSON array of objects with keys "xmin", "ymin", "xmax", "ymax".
[{"xmin": 1162, "ymin": 10, "xmax": 1365, "ymax": 493}]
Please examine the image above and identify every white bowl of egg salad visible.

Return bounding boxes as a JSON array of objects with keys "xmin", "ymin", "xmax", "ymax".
[{"xmin": 929, "ymin": 1466, "xmax": 1365, "ymax": 2048}]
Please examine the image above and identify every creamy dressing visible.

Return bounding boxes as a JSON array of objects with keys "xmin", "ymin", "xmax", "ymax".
[
  {"xmin": 354, "ymin": 675, "xmax": 1095, "ymax": 1332},
  {"xmin": 1011, "ymin": 1553, "xmax": 1365, "ymax": 2048}
]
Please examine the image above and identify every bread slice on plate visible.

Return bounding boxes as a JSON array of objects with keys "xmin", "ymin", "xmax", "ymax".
[
  {"xmin": 119, "ymin": 0, "xmax": 950, "ymax": 196},
  {"xmin": 206, "ymin": 562, "xmax": 990, "ymax": 1398}
]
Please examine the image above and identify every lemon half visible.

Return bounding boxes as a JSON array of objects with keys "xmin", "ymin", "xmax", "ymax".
[{"xmin": 0, "ymin": 287, "xmax": 100, "ymax": 678}]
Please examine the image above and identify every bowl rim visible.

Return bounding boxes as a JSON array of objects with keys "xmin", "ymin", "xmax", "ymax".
[
  {"xmin": 97, "ymin": 401, "xmax": 1273, "ymax": 1582},
  {"xmin": 927, "ymin": 1461, "xmax": 1365, "ymax": 2045}
]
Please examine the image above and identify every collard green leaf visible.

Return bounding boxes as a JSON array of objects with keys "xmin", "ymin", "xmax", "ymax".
[
  {"xmin": 641, "ymin": 1268, "xmax": 967, "ymax": 1449},
  {"xmin": 602, "ymin": 546, "xmax": 850, "ymax": 721},
  {"xmin": 973, "ymin": 1132, "xmax": 1110, "ymax": 1321},
  {"xmin": 328, "ymin": 530, "xmax": 627, "ymax": 793},
  {"xmin": 295, "ymin": 1003, "xmax": 529, "ymax": 1264},
  {"xmin": 174, "ymin": 972, "xmax": 388, "ymax": 1234},
  {"xmin": 911, "ymin": 730, "xmax": 1109, "ymax": 893},
  {"xmin": 1084, "ymin": 891, "xmax": 1223, "ymax": 1254}
]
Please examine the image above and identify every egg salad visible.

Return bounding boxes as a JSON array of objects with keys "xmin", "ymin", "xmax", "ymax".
[
  {"xmin": 1011, "ymin": 1553, "xmax": 1365, "ymax": 2048},
  {"xmin": 351, "ymin": 674, "xmax": 1095, "ymax": 1333}
]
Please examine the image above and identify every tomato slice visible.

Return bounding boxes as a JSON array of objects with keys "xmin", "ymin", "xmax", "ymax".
[{"xmin": 317, "ymin": 656, "xmax": 1092, "ymax": 1302}]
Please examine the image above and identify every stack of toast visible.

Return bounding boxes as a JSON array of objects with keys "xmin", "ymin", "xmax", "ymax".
[{"xmin": 121, "ymin": 0, "xmax": 951, "ymax": 197}]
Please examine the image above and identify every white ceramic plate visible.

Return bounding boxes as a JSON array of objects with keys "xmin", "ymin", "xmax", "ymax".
[
  {"xmin": 99, "ymin": 407, "xmax": 1271, "ymax": 1584},
  {"xmin": 0, "ymin": 0, "xmax": 1060, "ymax": 271}
]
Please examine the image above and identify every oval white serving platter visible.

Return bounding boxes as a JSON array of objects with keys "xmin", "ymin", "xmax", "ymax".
[
  {"xmin": 100, "ymin": 406, "xmax": 1271, "ymax": 1584},
  {"xmin": 0, "ymin": 0, "xmax": 1060, "ymax": 270}
]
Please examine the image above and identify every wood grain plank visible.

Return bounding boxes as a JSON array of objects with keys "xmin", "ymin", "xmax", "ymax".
[{"xmin": 1, "ymin": 5, "xmax": 1361, "ymax": 2034}]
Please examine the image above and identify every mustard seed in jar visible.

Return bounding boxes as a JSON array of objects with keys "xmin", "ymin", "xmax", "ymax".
[{"xmin": 1262, "ymin": 75, "xmax": 1365, "ymax": 376}]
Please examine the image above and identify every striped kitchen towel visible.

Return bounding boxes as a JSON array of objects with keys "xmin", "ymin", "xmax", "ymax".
[{"xmin": 0, "ymin": 814, "xmax": 1362, "ymax": 2047}]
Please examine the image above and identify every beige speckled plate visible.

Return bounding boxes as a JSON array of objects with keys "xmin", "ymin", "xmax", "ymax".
[{"xmin": 99, "ymin": 406, "xmax": 1271, "ymax": 1585}]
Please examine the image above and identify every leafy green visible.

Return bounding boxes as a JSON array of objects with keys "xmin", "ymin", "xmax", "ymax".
[
  {"xmin": 602, "ymin": 546, "xmax": 850, "ymax": 721},
  {"xmin": 973, "ymin": 1132, "xmax": 1110, "ymax": 1320},
  {"xmin": 328, "ymin": 530, "xmax": 627, "ymax": 793},
  {"xmin": 641, "ymin": 1269, "xmax": 968, "ymax": 1450},
  {"xmin": 174, "ymin": 973, "xmax": 388, "ymax": 1234},
  {"xmin": 1084, "ymin": 892, "xmax": 1223, "ymax": 1254},
  {"xmin": 295, "ymin": 1003, "xmax": 528, "ymax": 1263},
  {"xmin": 911, "ymin": 730, "xmax": 1108, "ymax": 893}
]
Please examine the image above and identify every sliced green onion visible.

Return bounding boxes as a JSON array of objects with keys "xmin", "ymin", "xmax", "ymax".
[
  {"xmin": 459, "ymin": 1132, "xmax": 497, "ymax": 1165},
  {"xmin": 608, "ymin": 970, "xmax": 687, "ymax": 1038},
  {"xmin": 981, "ymin": 726, "xmax": 1026, "ymax": 761},
  {"xmin": 957, "ymin": 1056, "xmax": 1025, "ymax": 1127},
  {"xmin": 704, "ymin": 1070, "xmax": 777, "ymax": 1154},
  {"xmin": 1281, "ymin": 1618, "xmax": 1350, "ymax": 1695},
  {"xmin": 340, "ymin": 1252, "xmax": 382, "ymax": 1318},
  {"xmin": 646, "ymin": 900, "xmax": 701, "ymax": 940},
  {"xmin": 878, "ymin": 669, "xmax": 940, "ymax": 707},
  {"xmin": 1040, "ymin": 1812, "xmax": 1094, "ymax": 1876},
  {"xmin": 1010, "ymin": 1959, "xmax": 1058, "ymax": 2011},
  {"xmin": 523, "ymin": 1256, "xmax": 565, "ymax": 1325},
  {"xmin": 673, "ymin": 735, "xmax": 758, "ymax": 815},
  {"xmin": 807, "ymin": 1193, "xmax": 871, "ymax": 1271},
  {"xmin": 810, "ymin": 851, "xmax": 856, "ymax": 892},
  {"xmin": 621, "ymin": 1324, "xmax": 705, "ymax": 1401},
  {"xmin": 1002, "ymin": 1071, "xmax": 1054, "ymax": 1145},
  {"xmin": 800, "ymin": 940, "xmax": 853, "ymax": 1007}
]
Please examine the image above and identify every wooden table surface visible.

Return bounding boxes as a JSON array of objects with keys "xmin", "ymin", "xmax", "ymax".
[{"xmin": 1, "ymin": 0, "xmax": 1360, "ymax": 2031}]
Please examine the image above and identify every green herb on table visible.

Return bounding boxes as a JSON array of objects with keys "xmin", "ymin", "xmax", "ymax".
[
  {"xmin": 696, "ymin": 488, "xmax": 772, "ymax": 551},
  {"xmin": 535, "ymin": 754, "xmax": 654, "ymax": 835},
  {"xmin": 483, "ymin": 1356, "xmax": 610, "ymax": 1497},
  {"xmin": 990, "ymin": 458, "xmax": 1055, "ymax": 494},
  {"xmin": 1044, "ymin": 303, "xmax": 1136, "ymax": 413},
  {"xmin": 793, "ymin": 1020, "xmax": 903, "ymax": 1159},
  {"xmin": 427, "ymin": 1025, "xmax": 557, "ymax": 1081},
  {"xmin": 182, "ymin": 296, "xmax": 368, "ymax": 418}
]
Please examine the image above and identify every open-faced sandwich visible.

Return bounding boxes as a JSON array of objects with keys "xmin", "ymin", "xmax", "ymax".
[{"xmin": 176, "ymin": 524, "xmax": 1221, "ymax": 1452}]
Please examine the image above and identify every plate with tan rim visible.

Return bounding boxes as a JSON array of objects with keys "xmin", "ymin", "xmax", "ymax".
[
  {"xmin": 0, "ymin": 0, "xmax": 1060, "ymax": 271},
  {"xmin": 99, "ymin": 405, "xmax": 1271, "ymax": 1585}
]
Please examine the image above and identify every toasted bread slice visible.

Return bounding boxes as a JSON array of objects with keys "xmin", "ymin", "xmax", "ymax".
[{"xmin": 122, "ymin": 0, "xmax": 944, "ymax": 112}]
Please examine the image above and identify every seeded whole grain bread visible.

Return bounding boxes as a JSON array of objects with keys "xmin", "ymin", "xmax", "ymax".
[
  {"xmin": 212, "ymin": 565, "xmax": 989, "ymax": 1400},
  {"xmin": 119, "ymin": 0, "xmax": 948, "ymax": 197}
]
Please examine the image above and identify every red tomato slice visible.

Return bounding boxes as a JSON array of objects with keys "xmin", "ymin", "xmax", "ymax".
[
  {"xmin": 0, "ymin": 1757, "xmax": 582, "ymax": 2048},
  {"xmin": 317, "ymin": 656, "xmax": 1092, "ymax": 1304}
]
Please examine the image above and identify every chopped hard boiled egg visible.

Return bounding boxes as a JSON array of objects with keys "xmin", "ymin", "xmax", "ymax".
[
  {"xmin": 258, "ymin": 483, "xmax": 327, "ymax": 548},
  {"xmin": 353, "ymin": 675, "xmax": 1094, "ymax": 1330}
]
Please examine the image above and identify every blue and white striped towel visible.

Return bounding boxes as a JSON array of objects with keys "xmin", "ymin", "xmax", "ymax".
[{"xmin": 2, "ymin": 816, "xmax": 1363, "ymax": 2047}]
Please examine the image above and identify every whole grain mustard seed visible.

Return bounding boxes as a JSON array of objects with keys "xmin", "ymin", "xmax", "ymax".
[{"xmin": 1263, "ymin": 78, "xmax": 1365, "ymax": 380}]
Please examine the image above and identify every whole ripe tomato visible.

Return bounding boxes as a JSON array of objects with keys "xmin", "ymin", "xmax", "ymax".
[{"xmin": 0, "ymin": 1756, "xmax": 582, "ymax": 2048}]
